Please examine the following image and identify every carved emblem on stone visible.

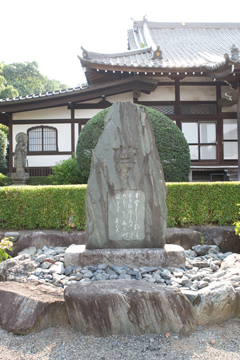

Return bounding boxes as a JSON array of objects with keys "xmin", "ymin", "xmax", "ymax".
[{"xmin": 113, "ymin": 145, "xmax": 137, "ymax": 177}]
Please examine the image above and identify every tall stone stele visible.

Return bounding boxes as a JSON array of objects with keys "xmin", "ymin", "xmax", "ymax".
[{"xmin": 85, "ymin": 101, "xmax": 167, "ymax": 249}]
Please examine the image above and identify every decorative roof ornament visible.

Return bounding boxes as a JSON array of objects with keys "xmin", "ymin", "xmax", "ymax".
[
  {"xmin": 81, "ymin": 46, "xmax": 90, "ymax": 59},
  {"xmin": 224, "ymin": 44, "xmax": 240, "ymax": 63},
  {"xmin": 152, "ymin": 46, "xmax": 163, "ymax": 60},
  {"xmin": 230, "ymin": 44, "xmax": 239, "ymax": 61}
]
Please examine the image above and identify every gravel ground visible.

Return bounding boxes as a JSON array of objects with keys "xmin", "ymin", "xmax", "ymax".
[{"xmin": 1, "ymin": 318, "xmax": 240, "ymax": 360}]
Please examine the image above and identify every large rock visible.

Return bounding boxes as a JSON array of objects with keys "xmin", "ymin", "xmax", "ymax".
[
  {"xmin": 64, "ymin": 280, "xmax": 196, "ymax": 337},
  {"xmin": 166, "ymin": 228, "xmax": 201, "ymax": 249},
  {"xmin": 64, "ymin": 244, "xmax": 186, "ymax": 268},
  {"xmin": 220, "ymin": 253, "xmax": 240, "ymax": 270},
  {"xmin": 13, "ymin": 231, "xmax": 86, "ymax": 256},
  {"xmin": 85, "ymin": 101, "xmax": 167, "ymax": 249},
  {"xmin": 0, "ymin": 281, "xmax": 69, "ymax": 334},
  {"xmin": 194, "ymin": 280, "xmax": 240, "ymax": 326},
  {"xmin": 191, "ymin": 226, "xmax": 240, "ymax": 253},
  {"xmin": 0, "ymin": 254, "xmax": 35, "ymax": 282}
]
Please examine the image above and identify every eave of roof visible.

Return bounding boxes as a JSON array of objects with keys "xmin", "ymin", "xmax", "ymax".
[{"xmin": 0, "ymin": 76, "xmax": 158, "ymax": 113}]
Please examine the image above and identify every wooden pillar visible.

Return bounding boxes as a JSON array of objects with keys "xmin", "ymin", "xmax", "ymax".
[
  {"xmin": 8, "ymin": 113, "xmax": 13, "ymax": 174},
  {"xmin": 238, "ymin": 92, "xmax": 240, "ymax": 181},
  {"xmin": 71, "ymin": 107, "xmax": 75, "ymax": 155}
]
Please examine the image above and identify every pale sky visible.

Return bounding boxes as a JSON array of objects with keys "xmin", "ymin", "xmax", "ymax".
[{"xmin": 1, "ymin": 0, "xmax": 240, "ymax": 88}]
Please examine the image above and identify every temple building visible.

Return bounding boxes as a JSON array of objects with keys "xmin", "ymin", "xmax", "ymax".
[{"xmin": 0, "ymin": 18, "xmax": 240, "ymax": 181}]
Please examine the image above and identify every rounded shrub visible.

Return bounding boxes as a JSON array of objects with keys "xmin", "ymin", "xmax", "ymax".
[
  {"xmin": 76, "ymin": 106, "xmax": 190, "ymax": 183},
  {"xmin": 0, "ymin": 129, "xmax": 7, "ymax": 173}
]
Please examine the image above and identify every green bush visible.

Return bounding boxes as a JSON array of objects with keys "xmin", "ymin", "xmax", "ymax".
[
  {"xmin": 0, "ymin": 173, "xmax": 12, "ymax": 186},
  {"xmin": 234, "ymin": 204, "xmax": 240, "ymax": 238},
  {"xmin": 0, "ymin": 130, "xmax": 7, "ymax": 173},
  {"xmin": 49, "ymin": 154, "xmax": 81, "ymax": 185},
  {"xmin": 0, "ymin": 183, "xmax": 239, "ymax": 230},
  {"xmin": 0, "ymin": 238, "xmax": 13, "ymax": 263},
  {"xmin": 0, "ymin": 124, "xmax": 9, "ymax": 140},
  {"xmin": 27, "ymin": 176, "xmax": 54, "ymax": 186},
  {"xmin": 76, "ymin": 106, "xmax": 190, "ymax": 183}
]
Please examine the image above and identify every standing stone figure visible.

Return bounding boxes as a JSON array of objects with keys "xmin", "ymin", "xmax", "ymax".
[
  {"xmin": 14, "ymin": 133, "xmax": 28, "ymax": 173},
  {"xmin": 11, "ymin": 132, "xmax": 30, "ymax": 184}
]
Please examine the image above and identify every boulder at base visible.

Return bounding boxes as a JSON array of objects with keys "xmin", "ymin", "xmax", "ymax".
[
  {"xmin": 0, "ymin": 282, "xmax": 69, "ymax": 334},
  {"xmin": 64, "ymin": 280, "xmax": 196, "ymax": 337},
  {"xmin": 194, "ymin": 280, "xmax": 240, "ymax": 326}
]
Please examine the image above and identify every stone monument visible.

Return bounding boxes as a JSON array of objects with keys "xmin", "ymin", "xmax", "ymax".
[
  {"xmin": 65, "ymin": 101, "xmax": 185, "ymax": 267},
  {"xmin": 85, "ymin": 101, "xmax": 167, "ymax": 249},
  {"xmin": 11, "ymin": 132, "xmax": 30, "ymax": 185}
]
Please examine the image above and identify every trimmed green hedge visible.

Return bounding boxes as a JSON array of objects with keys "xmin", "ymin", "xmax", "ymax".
[
  {"xmin": 0, "ymin": 185, "xmax": 87, "ymax": 230},
  {"xmin": 166, "ymin": 182, "xmax": 240, "ymax": 227},
  {"xmin": 0, "ymin": 183, "xmax": 239, "ymax": 230}
]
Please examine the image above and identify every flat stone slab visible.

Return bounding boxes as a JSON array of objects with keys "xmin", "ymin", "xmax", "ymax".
[
  {"xmin": 64, "ymin": 280, "xmax": 196, "ymax": 337},
  {"xmin": 0, "ymin": 281, "xmax": 69, "ymax": 334},
  {"xmin": 13, "ymin": 231, "xmax": 86, "ymax": 256},
  {"xmin": 64, "ymin": 244, "xmax": 185, "ymax": 268}
]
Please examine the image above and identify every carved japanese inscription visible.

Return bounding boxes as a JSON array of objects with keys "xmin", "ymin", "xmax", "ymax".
[{"xmin": 108, "ymin": 190, "xmax": 145, "ymax": 241}]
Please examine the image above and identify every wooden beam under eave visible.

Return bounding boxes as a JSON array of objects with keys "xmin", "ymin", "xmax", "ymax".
[{"xmin": 238, "ymin": 92, "xmax": 240, "ymax": 181}]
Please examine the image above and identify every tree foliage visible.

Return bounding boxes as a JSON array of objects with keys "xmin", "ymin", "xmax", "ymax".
[
  {"xmin": 0, "ymin": 130, "xmax": 7, "ymax": 173},
  {"xmin": 0, "ymin": 63, "xmax": 18, "ymax": 99},
  {"xmin": 0, "ymin": 61, "xmax": 68, "ymax": 97},
  {"xmin": 76, "ymin": 106, "xmax": 191, "ymax": 183}
]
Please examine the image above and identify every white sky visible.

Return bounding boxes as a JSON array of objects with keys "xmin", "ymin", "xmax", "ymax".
[{"xmin": 1, "ymin": 0, "xmax": 240, "ymax": 88}]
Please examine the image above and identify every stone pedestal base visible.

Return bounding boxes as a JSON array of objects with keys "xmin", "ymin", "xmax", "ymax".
[
  {"xmin": 11, "ymin": 172, "xmax": 30, "ymax": 185},
  {"xmin": 64, "ymin": 244, "xmax": 185, "ymax": 268}
]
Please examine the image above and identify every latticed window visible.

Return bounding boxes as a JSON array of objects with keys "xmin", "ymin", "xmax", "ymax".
[
  {"xmin": 28, "ymin": 126, "xmax": 58, "ymax": 152},
  {"xmin": 148, "ymin": 105, "xmax": 174, "ymax": 115},
  {"xmin": 180, "ymin": 104, "xmax": 217, "ymax": 115}
]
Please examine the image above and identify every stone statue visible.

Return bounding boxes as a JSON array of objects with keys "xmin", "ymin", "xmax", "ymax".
[
  {"xmin": 14, "ymin": 133, "xmax": 28, "ymax": 173},
  {"xmin": 11, "ymin": 132, "xmax": 29, "ymax": 184}
]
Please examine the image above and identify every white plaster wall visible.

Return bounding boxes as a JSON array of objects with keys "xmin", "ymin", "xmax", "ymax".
[
  {"xmin": 12, "ymin": 123, "xmax": 71, "ymax": 152},
  {"xmin": 13, "ymin": 106, "xmax": 70, "ymax": 120},
  {"xmin": 75, "ymin": 109, "xmax": 101, "ymax": 118},
  {"xmin": 56, "ymin": 124, "xmax": 71, "ymax": 151},
  {"xmin": 155, "ymin": 77, "xmax": 175, "ymax": 82},
  {"xmin": 106, "ymin": 92, "xmax": 133, "ymax": 103},
  {"xmin": 138, "ymin": 86, "xmax": 175, "ymax": 101},
  {"xmin": 14, "ymin": 155, "xmax": 71, "ymax": 167},
  {"xmin": 180, "ymin": 86, "xmax": 216, "ymax": 101}
]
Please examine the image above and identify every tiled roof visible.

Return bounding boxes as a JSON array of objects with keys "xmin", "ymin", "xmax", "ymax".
[
  {"xmin": 0, "ymin": 85, "xmax": 88, "ymax": 104},
  {"xmin": 80, "ymin": 20, "xmax": 240, "ymax": 72}
]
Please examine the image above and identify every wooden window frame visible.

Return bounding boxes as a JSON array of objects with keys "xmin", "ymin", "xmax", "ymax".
[
  {"xmin": 27, "ymin": 125, "xmax": 59, "ymax": 154},
  {"xmin": 181, "ymin": 120, "xmax": 218, "ymax": 162}
]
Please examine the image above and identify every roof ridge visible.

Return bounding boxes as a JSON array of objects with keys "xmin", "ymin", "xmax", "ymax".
[
  {"xmin": 133, "ymin": 21, "xmax": 240, "ymax": 29},
  {"xmin": 80, "ymin": 46, "xmax": 152, "ymax": 60}
]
